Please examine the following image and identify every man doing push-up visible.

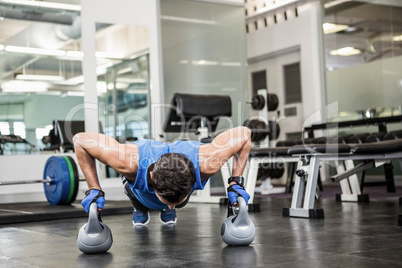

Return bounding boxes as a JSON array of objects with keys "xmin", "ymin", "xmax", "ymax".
[{"xmin": 73, "ymin": 126, "xmax": 251, "ymax": 225}]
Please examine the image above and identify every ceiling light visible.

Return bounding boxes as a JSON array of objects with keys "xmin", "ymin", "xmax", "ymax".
[
  {"xmin": 192, "ymin": 60, "xmax": 219, "ymax": 66},
  {"xmin": 126, "ymin": 89, "xmax": 149, "ymax": 94},
  {"xmin": 393, "ymin": 35, "xmax": 402, "ymax": 41},
  {"xmin": 117, "ymin": 67, "xmax": 132, "ymax": 75},
  {"xmin": 116, "ymin": 78, "xmax": 147, "ymax": 84},
  {"xmin": 330, "ymin": 47, "xmax": 361, "ymax": 56},
  {"xmin": 16, "ymin": 74, "xmax": 64, "ymax": 82},
  {"xmin": 54, "ymin": 75, "xmax": 84, "ymax": 86},
  {"xmin": 161, "ymin": 16, "xmax": 217, "ymax": 25},
  {"xmin": 221, "ymin": 62, "xmax": 241, "ymax": 67},
  {"xmin": 324, "ymin": 0, "xmax": 351, "ymax": 9},
  {"xmin": 36, "ymin": 91, "xmax": 61, "ymax": 96},
  {"xmin": 107, "ymin": 82, "xmax": 131, "ymax": 90},
  {"xmin": 95, "ymin": 51, "xmax": 125, "ymax": 59},
  {"xmin": 0, "ymin": 44, "xmax": 4, "ymax": 50},
  {"xmin": 66, "ymin": 91, "xmax": 84, "ymax": 97},
  {"xmin": 1, "ymin": 81, "xmax": 48, "ymax": 92},
  {"xmin": 66, "ymin": 51, "xmax": 84, "ymax": 58},
  {"xmin": 5, "ymin": 45, "xmax": 66, "ymax": 56},
  {"xmin": 0, "ymin": 0, "xmax": 81, "ymax": 12},
  {"xmin": 323, "ymin": 23, "xmax": 349, "ymax": 34}
]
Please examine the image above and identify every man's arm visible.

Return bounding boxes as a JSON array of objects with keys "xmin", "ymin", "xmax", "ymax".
[
  {"xmin": 73, "ymin": 132, "xmax": 139, "ymax": 191},
  {"xmin": 199, "ymin": 126, "xmax": 251, "ymax": 180}
]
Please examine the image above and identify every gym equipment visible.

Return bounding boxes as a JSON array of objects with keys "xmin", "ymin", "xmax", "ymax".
[
  {"xmin": 385, "ymin": 131, "xmax": 402, "ymax": 140},
  {"xmin": 243, "ymin": 119, "xmax": 280, "ymax": 142},
  {"xmin": 257, "ymin": 162, "xmax": 285, "ymax": 180},
  {"xmin": 348, "ymin": 133, "xmax": 370, "ymax": 143},
  {"xmin": 77, "ymin": 202, "xmax": 113, "ymax": 254},
  {"xmin": 245, "ymin": 138, "xmax": 402, "ymax": 219},
  {"xmin": 247, "ymin": 93, "xmax": 279, "ymax": 111},
  {"xmin": 221, "ymin": 196, "xmax": 255, "ymax": 246},
  {"xmin": 163, "ymin": 93, "xmax": 233, "ymax": 204},
  {"xmin": 0, "ymin": 155, "xmax": 80, "ymax": 205},
  {"xmin": 366, "ymin": 132, "xmax": 386, "ymax": 143}
]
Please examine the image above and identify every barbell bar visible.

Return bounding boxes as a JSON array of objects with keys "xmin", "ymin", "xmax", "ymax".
[
  {"xmin": 246, "ymin": 93, "xmax": 279, "ymax": 111},
  {"xmin": 243, "ymin": 119, "xmax": 281, "ymax": 142},
  {"xmin": 0, "ymin": 156, "xmax": 83, "ymax": 206}
]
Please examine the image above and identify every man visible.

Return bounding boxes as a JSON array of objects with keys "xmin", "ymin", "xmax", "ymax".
[{"xmin": 73, "ymin": 126, "xmax": 251, "ymax": 225}]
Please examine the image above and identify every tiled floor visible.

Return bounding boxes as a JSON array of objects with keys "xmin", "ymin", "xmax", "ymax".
[{"xmin": 1, "ymin": 192, "xmax": 402, "ymax": 267}]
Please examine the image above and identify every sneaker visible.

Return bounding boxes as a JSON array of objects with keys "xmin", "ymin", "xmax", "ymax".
[
  {"xmin": 132, "ymin": 208, "xmax": 150, "ymax": 226},
  {"xmin": 160, "ymin": 208, "xmax": 177, "ymax": 224}
]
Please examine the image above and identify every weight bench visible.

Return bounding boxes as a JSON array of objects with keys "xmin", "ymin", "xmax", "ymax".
[
  {"xmin": 163, "ymin": 93, "xmax": 232, "ymax": 203},
  {"xmin": 242, "ymin": 139, "xmax": 402, "ymax": 219},
  {"xmin": 287, "ymin": 139, "xmax": 402, "ymax": 219},
  {"xmin": 55, "ymin": 120, "xmax": 103, "ymax": 152}
]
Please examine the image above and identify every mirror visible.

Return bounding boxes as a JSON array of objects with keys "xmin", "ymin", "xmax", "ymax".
[
  {"xmin": 94, "ymin": 23, "xmax": 150, "ymax": 143},
  {"xmin": 324, "ymin": 1, "xmax": 402, "ymax": 122},
  {"xmin": 0, "ymin": 3, "xmax": 151, "ymax": 155}
]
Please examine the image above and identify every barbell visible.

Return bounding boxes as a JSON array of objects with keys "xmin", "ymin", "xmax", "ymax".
[
  {"xmin": 0, "ymin": 156, "xmax": 81, "ymax": 205},
  {"xmin": 243, "ymin": 119, "xmax": 281, "ymax": 142},
  {"xmin": 246, "ymin": 93, "xmax": 279, "ymax": 111}
]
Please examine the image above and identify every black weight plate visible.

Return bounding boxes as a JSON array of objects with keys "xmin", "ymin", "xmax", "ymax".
[
  {"xmin": 267, "ymin": 94, "xmax": 279, "ymax": 111},
  {"xmin": 268, "ymin": 120, "xmax": 280, "ymax": 140},
  {"xmin": 251, "ymin": 95, "xmax": 265, "ymax": 110}
]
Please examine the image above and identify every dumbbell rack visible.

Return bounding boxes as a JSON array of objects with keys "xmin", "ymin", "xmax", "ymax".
[
  {"xmin": 188, "ymin": 119, "xmax": 230, "ymax": 204},
  {"xmin": 249, "ymin": 89, "xmax": 285, "ymax": 196}
]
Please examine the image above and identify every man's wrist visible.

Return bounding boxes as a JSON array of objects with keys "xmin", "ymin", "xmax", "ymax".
[{"xmin": 228, "ymin": 176, "xmax": 244, "ymax": 187}]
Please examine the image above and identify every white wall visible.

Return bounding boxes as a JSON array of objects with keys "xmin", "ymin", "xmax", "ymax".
[
  {"xmin": 247, "ymin": 1, "xmax": 327, "ymax": 124},
  {"xmin": 327, "ymin": 55, "xmax": 402, "ymax": 112},
  {"xmin": 24, "ymin": 95, "xmax": 85, "ymax": 129}
]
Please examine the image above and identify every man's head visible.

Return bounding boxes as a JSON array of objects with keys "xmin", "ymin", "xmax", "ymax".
[{"xmin": 151, "ymin": 153, "xmax": 196, "ymax": 206}]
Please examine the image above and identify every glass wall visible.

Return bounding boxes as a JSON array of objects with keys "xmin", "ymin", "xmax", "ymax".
[
  {"xmin": 324, "ymin": 0, "xmax": 402, "ymax": 125},
  {"xmin": 98, "ymin": 54, "xmax": 150, "ymax": 142},
  {"xmin": 160, "ymin": 0, "xmax": 249, "ymax": 140},
  {"xmin": 94, "ymin": 23, "xmax": 150, "ymax": 143},
  {"xmin": 0, "ymin": 4, "xmax": 151, "ymax": 154},
  {"xmin": 0, "ymin": 10, "xmax": 85, "ymax": 154}
]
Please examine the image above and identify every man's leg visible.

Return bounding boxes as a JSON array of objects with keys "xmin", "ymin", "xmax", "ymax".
[{"xmin": 122, "ymin": 177, "xmax": 150, "ymax": 226}]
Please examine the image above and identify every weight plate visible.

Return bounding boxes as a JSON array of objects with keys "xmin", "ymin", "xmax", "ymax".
[
  {"xmin": 66, "ymin": 156, "xmax": 79, "ymax": 204},
  {"xmin": 267, "ymin": 94, "xmax": 279, "ymax": 111},
  {"xmin": 43, "ymin": 156, "xmax": 70, "ymax": 205},
  {"xmin": 268, "ymin": 120, "xmax": 280, "ymax": 140},
  {"xmin": 62, "ymin": 156, "xmax": 75, "ymax": 205},
  {"xmin": 251, "ymin": 95, "xmax": 265, "ymax": 110}
]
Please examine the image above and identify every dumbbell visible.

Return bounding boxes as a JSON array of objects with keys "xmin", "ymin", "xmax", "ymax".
[
  {"xmin": 258, "ymin": 162, "xmax": 285, "ymax": 180},
  {"xmin": 366, "ymin": 132, "xmax": 386, "ymax": 143},
  {"xmin": 246, "ymin": 94, "xmax": 279, "ymax": 111},
  {"xmin": 384, "ymin": 131, "xmax": 402, "ymax": 140},
  {"xmin": 0, "ymin": 156, "xmax": 82, "ymax": 205},
  {"xmin": 348, "ymin": 133, "xmax": 370, "ymax": 144},
  {"xmin": 243, "ymin": 119, "xmax": 281, "ymax": 142}
]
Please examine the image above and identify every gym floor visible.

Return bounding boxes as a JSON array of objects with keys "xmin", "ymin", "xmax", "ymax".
[{"xmin": 1, "ymin": 187, "xmax": 402, "ymax": 268}]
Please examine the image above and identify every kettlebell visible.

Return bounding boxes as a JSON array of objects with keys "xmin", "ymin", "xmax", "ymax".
[
  {"xmin": 221, "ymin": 196, "xmax": 255, "ymax": 246},
  {"xmin": 77, "ymin": 202, "xmax": 113, "ymax": 254}
]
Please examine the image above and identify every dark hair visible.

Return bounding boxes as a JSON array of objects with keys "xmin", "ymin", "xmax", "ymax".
[{"xmin": 152, "ymin": 153, "xmax": 196, "ymax": 203}]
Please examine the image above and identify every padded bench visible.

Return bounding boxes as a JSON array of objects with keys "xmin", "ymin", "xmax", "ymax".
[{"xmin": 244, "ymin": 138, "xmax": 402, "ymax": 219}]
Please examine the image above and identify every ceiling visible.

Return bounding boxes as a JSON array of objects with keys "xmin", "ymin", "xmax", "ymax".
[{"xmin": 323, "ymin": 0, "xmax": 402, "ymax": 70}]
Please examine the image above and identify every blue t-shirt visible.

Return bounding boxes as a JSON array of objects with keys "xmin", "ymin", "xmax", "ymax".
[{"xmin": 125, "ymin": 139, "xmax": 208, "ymax": 210}]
